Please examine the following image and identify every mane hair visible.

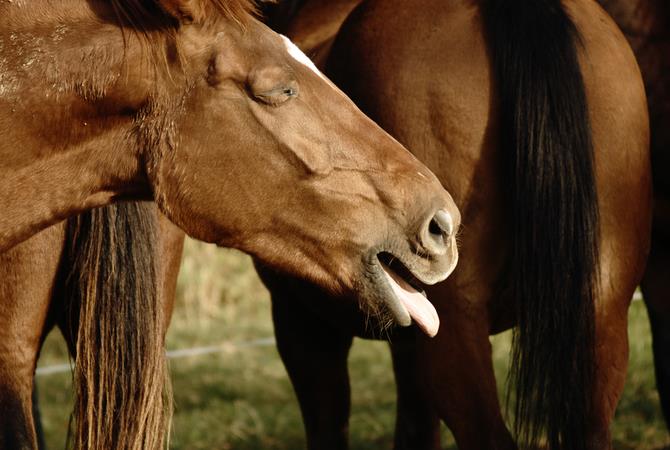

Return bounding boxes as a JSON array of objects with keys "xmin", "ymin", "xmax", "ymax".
[
  {"xmin": 197, "ymin": 0, "xmax": 260, "ymax": 23},
  {"xmin": 102, "ymin": 0, "xmax": 260, "ymax": 82}
]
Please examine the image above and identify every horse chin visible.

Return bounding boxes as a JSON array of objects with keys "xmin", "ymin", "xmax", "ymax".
[{"xmin": 362, "ymin": 250, "xmax": 450, "ymax": 338}]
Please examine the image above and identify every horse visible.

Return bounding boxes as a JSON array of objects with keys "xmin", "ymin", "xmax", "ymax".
[
  {"xmin": 262, "ymin": 0, "xmax": 361, "ymax": 68},
  {"xmin": 597, "ymin": 0, "xmax": 670, "ymax": 431},
  {"xmin": 272, "ymin": 0, "xmax": 670, "ymax": 445},
  {"xmin": 0, "ymin": 0, "xmax": 461, "ymax": 447},
  {"xmin": 254, "ymin": 0, "xmax": 652, "ymax": 449}
]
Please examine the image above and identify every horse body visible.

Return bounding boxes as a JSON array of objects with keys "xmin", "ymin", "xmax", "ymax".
[
  {"xmin": 266, "ymin": 0, "xmax": 362, "ymax": 68},
  {"xmin": 262, "ymin": 0, "xmax": 651, "ymax": 448},
  {"xmin": 0, "ymin": 0, "xmax": 461, "ymax": 447},
  {"xmin": 598, "ymin": 0, "xmax": 670, "ymax": 430}
]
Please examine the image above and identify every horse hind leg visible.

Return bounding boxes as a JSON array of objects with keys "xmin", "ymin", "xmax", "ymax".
[
  {"xmin": 31, "ymin": 384, "xmax": 46, "ymax": 450},
  {"xmin": 588, "ymin": 246, "xmax": 648, "ymax": 449},
  {"xmin": 588, "ymin": 300, "xmax": 630, "ymax": 450},
  {"xmin": 646, "ymin": 297, "xmax": 670, "ymax": 431},
  {"xmin": 0, "ymin": 385, "xmax": 34, "ymax": 450},
  {"xmin": 641, "ymin": 238, "xmax": 670, "ymax": 430}
]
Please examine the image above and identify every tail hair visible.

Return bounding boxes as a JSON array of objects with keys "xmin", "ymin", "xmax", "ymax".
[
  {"xmin": 63, "ymin": 202, "xmax": 171, "ymax": 449},
  {"xmin": 481, "ymin": 1, "xmax": 600, "ymax": 449}
]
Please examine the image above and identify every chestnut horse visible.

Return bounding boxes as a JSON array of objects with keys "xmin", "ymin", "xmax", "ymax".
[
  {"xmin": 274, "ymin": 0, "xmax": 670, "ymax": 442},
  {"xmin": 0, "ymin": 0, "xmax": 460, "ymax": 447},
  {"xmin": 256, "ymin": 0, "xmax": 651, "ymax": 449},
  {"xmin": 273, "ymin": 0, "xmax": 670, "ymax": 445},
  {"xmin": 597, "ymin": 0, "xmax": 670, "ymax": 431}
]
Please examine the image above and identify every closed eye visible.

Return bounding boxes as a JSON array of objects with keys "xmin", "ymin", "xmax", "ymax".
[{"xmin": 253, "ymin": 85, "xmax": 299, "ymax": 106}]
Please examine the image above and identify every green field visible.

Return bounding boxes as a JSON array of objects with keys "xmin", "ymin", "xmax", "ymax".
[{"xmin": 36, "ymin": 239, "xmax": 670, "ymax": 449}]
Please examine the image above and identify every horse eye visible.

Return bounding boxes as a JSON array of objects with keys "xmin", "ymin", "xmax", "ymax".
[{"xmin": 252, "ymin": 84, "xmax": 299, "ymax": 106}]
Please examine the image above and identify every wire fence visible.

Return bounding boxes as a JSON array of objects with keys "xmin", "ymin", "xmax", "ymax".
[
  {"xmin": 35, "ymin": 337, "xmax": 276, "ymax": 377},
  {"xmin": 35, "ymin": 290, "xmax": 645, "ymax": 377}
]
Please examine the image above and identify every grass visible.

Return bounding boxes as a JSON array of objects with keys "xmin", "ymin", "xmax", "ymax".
[{"xmin": 36, "ymin": 238, "xmax": 670, "ymax": 449}]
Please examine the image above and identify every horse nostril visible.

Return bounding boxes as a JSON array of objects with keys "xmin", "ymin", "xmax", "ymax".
[
  {"xmin": 429, "ymin": 209, "xmax": 454, "ymax": 238},
  {"xmin": 419, "ymin": 209, "xmax": 455, "ymax": 257}
]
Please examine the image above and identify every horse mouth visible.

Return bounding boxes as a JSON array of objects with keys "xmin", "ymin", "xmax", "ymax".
[{"xmin": 375, "ymin": 252, "xmax": 440, "ymax": 337}]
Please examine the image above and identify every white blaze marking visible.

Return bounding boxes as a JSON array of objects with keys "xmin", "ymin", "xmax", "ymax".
[{"xmin": 280, "ymin": 35, "xmax": 326, "ymax": 80}]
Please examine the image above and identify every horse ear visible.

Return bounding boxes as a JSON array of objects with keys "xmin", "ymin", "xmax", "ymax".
[{"xmin": 157, "ymin": 0, "xmax": 205, "ymax": 23}]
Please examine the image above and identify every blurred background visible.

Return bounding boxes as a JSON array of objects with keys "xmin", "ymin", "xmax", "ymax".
[{"xmin": 35, "ymin": 238, "xmax": 670, "ymax": 449}]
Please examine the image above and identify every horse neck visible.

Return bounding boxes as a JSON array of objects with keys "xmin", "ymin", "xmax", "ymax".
[
  {"xmin": 0, "ymin": 0, "xmax": 173, "ymax": 251},
  {"xmin": 284, "ymin": 0, "xmax": 362, "ymax": 61}
]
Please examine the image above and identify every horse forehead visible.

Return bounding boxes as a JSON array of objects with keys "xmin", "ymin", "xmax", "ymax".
[{"xmin": 280, "ymin": 35, "xmax": 325, "ymax": 80}]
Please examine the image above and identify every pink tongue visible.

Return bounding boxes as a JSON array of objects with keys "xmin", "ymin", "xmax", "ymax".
[{"xmin": 381, "ymin": 264, "xmax": 440, "ymax": 337}]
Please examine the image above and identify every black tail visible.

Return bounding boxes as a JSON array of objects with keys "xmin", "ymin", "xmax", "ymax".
[
  {"xmin": 481, "ymin": 2, "xmax": 599, "ymax": 449},
  {"xmin": 62, "ymin": 203, "xmax": 171, "ymax": 449}
]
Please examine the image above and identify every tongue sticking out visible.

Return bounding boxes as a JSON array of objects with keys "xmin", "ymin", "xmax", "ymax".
[{"xmin": 381, "ymin": 263, "xmax": 440, "ymax": 337}]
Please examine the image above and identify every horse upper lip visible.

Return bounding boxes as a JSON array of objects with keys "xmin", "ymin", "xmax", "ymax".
[
  {"xmin": 376, "ymin": 252, "xmax": 427, "ymax": 291},
  {"xmin": 377, "ymin": 249, "xmax": 453, "ymax": 286}
]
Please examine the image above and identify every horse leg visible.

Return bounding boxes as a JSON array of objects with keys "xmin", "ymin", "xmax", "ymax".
[
  {"xmin": 273, "ymin": 292, "xmax": 353, "ymax": 450},
  {"xmin": 259, "ymin": 266, "xmax": 354, "ymax": 450},
  {"xmin": 31, "ymin": 385, "xmax": 46, "ymax": 450},
  {"xmin": 587, "ymin": 250, "xmax": 647, "ymax": 448},
  {"xmin": 641, "ymin": 238, "xmax": 670, "ymax": 429},
  {"xmin": 157, "ymin": 213, "xmax": 186, "ymax": 330},
  {"xmin": 0, "ymin": 224, "xmax": 65, "ymax": 450},
  {"xmin": 583, "ymin": 288, "xmax": 636, "ymax": 450},
  {"xmin": 389, "ymin": 328, "xmax": 441, "ymax": 450},
  {"xmin": 418, "ymin": 289, "xmax": 517, "ymax": 450}
]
